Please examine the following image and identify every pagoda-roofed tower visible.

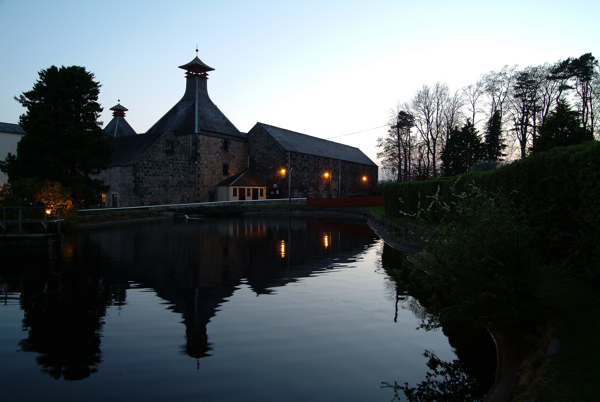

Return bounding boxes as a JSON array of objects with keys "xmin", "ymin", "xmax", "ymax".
[
  {"xmin": 145, "ymin": 52, "xmax": 243, "ymax": 140},
  {"xmin": 104, "ymin": 102, "xmax": 137, "ymax": 138}
]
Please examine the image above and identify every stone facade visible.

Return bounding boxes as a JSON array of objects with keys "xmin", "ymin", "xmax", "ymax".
[
  {"xmin": 97, "ymin": 131, "xmax": 249, "ymax": 207},
  {"xmin": 247, "ymin": 124, "xmax": 378, "ymax": 199},
  {"xmin": 196, "ymin": 134, "xmax": 248, "ymax": 202}
]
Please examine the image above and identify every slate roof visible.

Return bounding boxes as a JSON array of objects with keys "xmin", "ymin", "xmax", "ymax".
[
  {"xmin": 104, "ymin": 116, "xmax": 137, "ymax": 138},
  {"xmin": 108, "ymin": 132, "xmax": 164, "ymax": 167},
  {"xmin": 0, "ymin": 122, "xmax": 27, "ymax": 135},
  {"xmin": 256, "ymin": 123, "xmax": 377, "ymax": 166},
  {"xmin": 217, "ymin": 169, "xmax": 266, "ymax": 187},
  {"xmin": 146, "ymin": 58, "xmax": 244, "ymax": 141}
]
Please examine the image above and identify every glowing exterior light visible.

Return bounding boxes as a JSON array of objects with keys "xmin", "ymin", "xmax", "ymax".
[
  {"xmin": 280, "ymin": 169, "xmax": 286, "ymax": 175},
  {"xmin": 323, "ymin": 235, "xmax": 329, "ymax": 249},
  {"xmin": 280, "ymin": 240, "xmax": 286, "ymax": 258},
  {"xmin": 324, "ymin": 172, "xmax": 330, "ymax": 179},
  {"xmin": 362, "ymin": 176, "xmax": 367, "ymax": 182},
  {"xmin": 46, "ymin": 209, "xmax": 52, "ymax": 215}
]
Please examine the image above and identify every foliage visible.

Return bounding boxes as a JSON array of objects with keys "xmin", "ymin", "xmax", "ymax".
[
  {"xmin": 532, "ymin": 99, "xmax": 593, "ymax": 153},
  {"xmin": 2, "ymin": 65, "xmax": 113, "ymax": 205},
  {"xmin": 0, "ymin": 178, "xmax": 76, "ymax": 222},
  {"xmin": 382, "ymin": 350, "xmax": 487, "ymax": 402},
  {"xmin": 409, "ymin": 182, "xmax": 540, "ymax": 332},
  {"xmin": 383, "ymin": 140, "xmax": 600, "ymax": 281},
  {"xmin": 469, "ymin": 160, "xmax": 497, "ymax": 172},
  {"xmin": 377, "ymin": 110, "xmax": 415, "ymax": 182},
  {"xmin": 483, "ymin": 109, "xmax": 506, "ymax": 161},
  {"xmin": 441, "ymin": 121, "xmax": 484, "ymax": 176}
]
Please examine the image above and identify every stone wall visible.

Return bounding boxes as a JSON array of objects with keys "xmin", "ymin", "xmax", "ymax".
[
  {"xmin": 134, "ymin": 131, "xmax": 196, "ymax": 205},
  {"xmin": 196, "ymin": 134, "xmax": 249, "ymax": 202},
  {"xmin": 96, "ymin": 132, "xmax": 249, "ymax": 207},
  {"xmin": 247, "ymin": 125, "xmax": 378, "ymax": 198}
]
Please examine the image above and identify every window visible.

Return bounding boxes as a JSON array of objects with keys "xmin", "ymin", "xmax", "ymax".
[
  {"xmin": 223, "ymin": 139, "xmax": 230, "ymax": 152},
  {"xmin": 165, "ymin": 140, "xmax": 174, "ymax": 156},
  {"xmin": 247, "ymin": 188, "xmax": 251, "ymax": 197},
  {"xmin": 223, "ymin": 163, "xmax": 229, "ymax": 176},
  {"xmin": 260, "ymin": 188, "xmax": 264, "ymax": 197},
  {"xmin": 101, "ymin": 194, "xmax": 106, "ymax": 207},
  {"xmin": 112, "ymin": 194, "xmax": 118, "ymax": 207},
  {"xmin": 233, "ymin": 188, "xmax": 238, "ymax": 197}
]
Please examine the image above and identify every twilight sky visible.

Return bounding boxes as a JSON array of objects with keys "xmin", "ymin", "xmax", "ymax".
[{"xmin": 1, "ymin": 0, "xmax": 598, "ymax": 165}]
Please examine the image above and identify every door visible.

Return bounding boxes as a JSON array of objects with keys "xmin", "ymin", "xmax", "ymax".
[
  {"xmin": 239, "ymin": 188, "xmax": 246, "ymax": 200},
  {"xmin": 252, "ymin": 188, "xmax": 259, "ymax": 200}
]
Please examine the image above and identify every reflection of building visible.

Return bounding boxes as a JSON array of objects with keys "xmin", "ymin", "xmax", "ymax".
[
  {"xmin": 0, "ymin": 122, "xmax": 26, "ymax": 186},
  {"xmin": 71, "ymin": 217, "xmax": 378, "ymax": 360},
  {"xmin": 96, "ymin": 52, "xmax": 377, "ymax": 207}
]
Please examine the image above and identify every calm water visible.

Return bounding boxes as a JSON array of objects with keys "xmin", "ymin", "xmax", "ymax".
[{"xmin": 0, "ymin": 216, "xmax": 490, "ymax": 401}]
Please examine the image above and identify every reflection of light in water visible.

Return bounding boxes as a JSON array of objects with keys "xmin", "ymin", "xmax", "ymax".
[
  {"xmin": 323, "ymin": 234, "xmax": 329, "ymax": 249},
  {"xmin": 280, "ymin": 240, "xmax": 286, "ymax": 258}
]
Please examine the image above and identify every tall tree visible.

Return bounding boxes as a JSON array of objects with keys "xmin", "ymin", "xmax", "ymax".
[
  {"xmin": 482, "ymin": 65, "xmax": 518, "ymax": 121},
  {"xmin": 377, "ymin": 108, "xmax": 415, "ymax": 182},
  {"xmin": 532, "ymin": 99, "xmax": 593, "ymax": 153},
  {"xmin": 484, "ymin": 110, "xmax": 505, "ymax": 162},
  {"xmin": 508, "ymin": 67, "xmax": 542, "ymax": 158},
  {"xmin": 411, "ymin": 82, "xmax": 452, "ymax": 178},
  {"xmin": 4, "ymin": 65, "xmax": 113, "ymax": 204},
  {"xmin": 549, "ymin": 53, "xmax": 600, "ymax": 134},
  {"xmin": 441, "ymin": 121, "xmax": 483, "ymax": 177}
]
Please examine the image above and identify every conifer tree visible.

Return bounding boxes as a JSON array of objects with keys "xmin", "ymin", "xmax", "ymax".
[{"xmin": 1, "ymin": 65, "xmax": 113, "ymax": 204}]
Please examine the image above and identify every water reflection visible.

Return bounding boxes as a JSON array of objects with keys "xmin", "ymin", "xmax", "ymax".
[
  {"xmin": 7, "ymin": 216, "xmax": 379, "ymax": 379},
  {"xmin": 17, "ymin": 269, "xmax": 109, "ymax": 380}
]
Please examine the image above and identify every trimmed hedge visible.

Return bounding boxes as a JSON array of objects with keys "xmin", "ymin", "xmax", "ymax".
[{"xmin": 383, "ymin": 141, "xmax": 600, "ymax": 280}]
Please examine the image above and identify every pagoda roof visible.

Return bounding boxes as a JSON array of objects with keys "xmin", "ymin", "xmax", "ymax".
[
  {"xmin": 110, "ymin": 103, "xmax": 128, "ymax": 113},
  {"xmin": 146, "ymin": 56, "xmax": 243, "ymax": 140},
  {"xmin": 104, "ymin": 102, "xmax": 137, "ymax": 138},
  {"xmin": 179, "ymin": 56, "xmax": 215, "ymax": 76}
]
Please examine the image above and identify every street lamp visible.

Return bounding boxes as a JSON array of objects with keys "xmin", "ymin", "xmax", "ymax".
[{"xmin": 282, "ymin": 167, "xmax": 293, "ymax": 206}]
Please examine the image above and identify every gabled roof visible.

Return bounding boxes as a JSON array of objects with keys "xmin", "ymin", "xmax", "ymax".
[
  {"xmin": 256, "ymin": 123, "xmax": 377, "ymax": 166},
  {"xmin": 108, "ymin": 132, "xmax": 164, "ymax": 167},
  {"xmin": 217, "ymin": 169, "xmax": 266, "ymax": 187},
  {"xmin": 0, "ymin": 122, "xmax": 26, "ymax": 135}
]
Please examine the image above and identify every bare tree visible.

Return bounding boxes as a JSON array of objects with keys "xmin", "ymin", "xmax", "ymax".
[
  {"xmin": 482, "ymin": 65, "xmax": 518, "ymax": 120},
  {"xmin": 462, "ymin": 80, "xmax": 486, "ymax": 128},
  {"xmin": 410, "ymin": 83, "xmax": 453, "ymax": 177}
]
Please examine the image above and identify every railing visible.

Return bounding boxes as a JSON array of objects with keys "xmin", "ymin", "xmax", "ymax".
[{"xmin": 1, "ymin": 206, "xmax": 64, "ymax": 235}]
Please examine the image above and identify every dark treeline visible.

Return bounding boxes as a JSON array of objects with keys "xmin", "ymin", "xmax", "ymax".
[{"xmin": 377, "ymin": 53, "xmax": 599, "ymax": 181}]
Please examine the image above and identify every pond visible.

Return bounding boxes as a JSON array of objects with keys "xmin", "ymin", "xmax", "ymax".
[{"xmin": 0, "ymin": 215, "xmax": 495, "ymax": 401}]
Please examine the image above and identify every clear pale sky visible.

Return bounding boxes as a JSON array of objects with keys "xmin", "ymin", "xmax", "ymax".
[{"xmin": 1, "ymin": 0, "xmax": 598, "ymax": 165}]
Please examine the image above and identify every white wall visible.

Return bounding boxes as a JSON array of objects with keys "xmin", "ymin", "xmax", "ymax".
[{"xmin": 0, "ymin": 132, "xmax": 23, "ymax": 186}]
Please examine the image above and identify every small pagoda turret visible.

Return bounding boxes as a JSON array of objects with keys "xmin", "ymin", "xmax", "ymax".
[
  {"xmin": 104, "ymin": 101, "xmax": 137, "ymax": 138},
  {"xmin": 178, "ymin": 50, "xmax": 215, "ymax": 78}
]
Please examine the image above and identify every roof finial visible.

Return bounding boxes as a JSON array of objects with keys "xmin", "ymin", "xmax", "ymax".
[{"xmin": 196, "ymin": 45, "xmax": 198, "ymax": 56}]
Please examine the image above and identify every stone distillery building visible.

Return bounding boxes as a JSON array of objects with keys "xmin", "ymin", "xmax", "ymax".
[{"xmin": 96, "ymin": 53, "xmax": 377, "ymax": 207}]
